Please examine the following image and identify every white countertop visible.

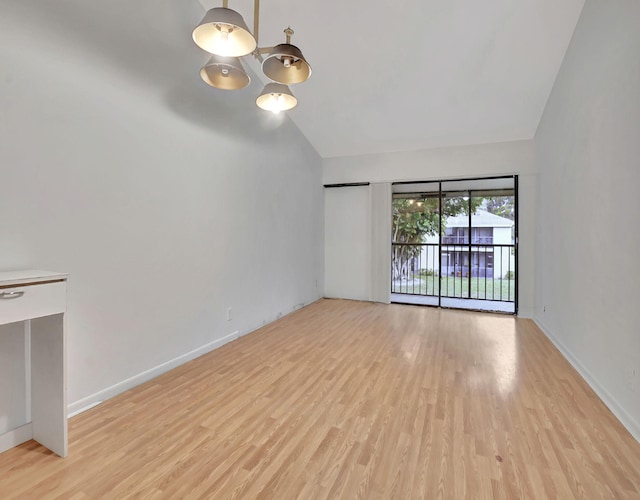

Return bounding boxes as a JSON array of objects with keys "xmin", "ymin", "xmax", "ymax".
[{"xmin": 0, "ymin": 270, "xmax": 68, "ymax": 287}]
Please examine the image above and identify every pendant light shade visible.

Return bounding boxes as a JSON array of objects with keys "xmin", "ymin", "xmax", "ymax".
[
  {"xmin": 191, "ymin": 7, "xmax": 311, "ymax": 113},
  {"xmin": 256, "ymin": 83, "xmax": 297, "ymax": 113},
  {"xmin": 262, "ymin": 43, "xmax": 312, "ymax": 85},
  {"xmin": 262, "ymin": 28, "xmax": 311, "ymax": 85},
  {"xmin": 192, "ymin": 7, "xmax": 257, "ymax": 57},
  {"xmin": 200, "ymin": 55, "xmax": 250, "ymax": 90}
]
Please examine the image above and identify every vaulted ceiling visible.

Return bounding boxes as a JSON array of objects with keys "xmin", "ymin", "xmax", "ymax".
[{"xmin": 2, "ymin": 0, "xmax": 584, "ymax": 158}]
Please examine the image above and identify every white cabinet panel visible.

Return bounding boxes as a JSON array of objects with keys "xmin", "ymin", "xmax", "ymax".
[
  {"xmin": 0, "ymin": 270, "xmax": 68, "ymax": 458},
  {"xmin": 0, "ymin": 282, "xmax": 66, "ymax": 324}
]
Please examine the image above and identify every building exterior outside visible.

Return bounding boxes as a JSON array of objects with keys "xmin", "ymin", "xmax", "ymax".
[{"xmin": 420, "ymin": 210, "xmax": 515, "ymax": 278}]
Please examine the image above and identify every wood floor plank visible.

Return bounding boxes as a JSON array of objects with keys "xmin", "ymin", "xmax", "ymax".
[{"xmin": 1, "ymin": 299, "xmax": 639, "ymax": 499}]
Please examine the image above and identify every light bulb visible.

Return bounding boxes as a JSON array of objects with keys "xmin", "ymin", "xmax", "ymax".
[
  {"xmin": 216, "ymin": 28, "xmax": 230, "ymax": 54},
  {"xmin": 257, "ymin": 84, "xmax": 296, "ymax": 113},
  {"xmin": 271, "ymin": 94, "xmax": 284, "ymax": 114},
  {"xmin": 283, "ymin": 57, "xmax": 291, "ymax": 68}
]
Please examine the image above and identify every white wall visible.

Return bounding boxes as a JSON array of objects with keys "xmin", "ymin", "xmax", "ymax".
[
  {"xmin": 534, "ymin": 0, "xmax": 640, "ymax": 440},
  {"xmin": 0, "ymin": 8, "xmax": 323, "ymax": 416},
  {"xmin": 323, "ymin": 140, "xmax": 536, "ymax": 316},
  {"xmin": 493, "ymin": 227, "xmax": 512, "ymax": 246},
  {"xmin": 323, "ymin": 140, "xmax": 535, "ymax": 184},
  {"xmin": 324, "ymin": 182, "xmax": 392, "ymax": 304},
  {"xmin": 324, "ymin": 186, "xmax": 370, "ymax": 301},
  {"xmin": 0, "ymin": 322, "xmax": 26, "ymax": 434}
]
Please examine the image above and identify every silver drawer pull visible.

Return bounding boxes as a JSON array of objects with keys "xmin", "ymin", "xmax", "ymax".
[{"xmin": 0, "ymin": 291, "xmax": 25, "ymax": 299}]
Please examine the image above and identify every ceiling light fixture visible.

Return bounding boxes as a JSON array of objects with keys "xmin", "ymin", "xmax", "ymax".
[
  {"xmin": 192, "ymin": 0, "xmax": 311, "ymax": 112},
  {"xmin": 192, "ymin": 7, "xmax": 256, "ymax": 57},
  {"xmin": 200, "ymin": 55, "xmax": 250, "ymax": 90},
  {"xmin": 256, "ymin": 83, "xmax": 297, "ymax": 114},
  {"xmin": 262, "ymin": 27, "xmax": 312, "ymax": 85}
]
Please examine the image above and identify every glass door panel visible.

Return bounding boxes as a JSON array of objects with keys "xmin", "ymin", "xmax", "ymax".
[{"xmin": 391, "ymin": 178, "xmax": 517, "ymax": 314}]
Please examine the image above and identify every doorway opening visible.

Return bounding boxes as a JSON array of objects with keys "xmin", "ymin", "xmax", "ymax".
[{"xmin": 391, "ymin": 176, "xmax": 517, "ymax": 314}]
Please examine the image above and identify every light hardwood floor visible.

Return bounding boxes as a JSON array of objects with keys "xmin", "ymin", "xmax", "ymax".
[{"xmin": 1, "ymin": 299, "xmax": 639, "ymax": 499}]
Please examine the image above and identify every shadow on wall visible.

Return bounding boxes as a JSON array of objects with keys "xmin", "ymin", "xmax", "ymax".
[
  {"xmin": 163, "ymin": 71, "xmax": 292, "ymax": 140},
  {"xmin": 2, "ymin": 0, "xmax": 289, "ymax": 140},
  {"xmin": 2, "ymin": 0, "xmax": 203, "ymax": 83}
]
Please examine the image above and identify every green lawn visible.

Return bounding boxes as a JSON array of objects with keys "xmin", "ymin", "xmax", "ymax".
[{"xmin": 393, "ymin": 276, "xmax": 516, "ymax": 301}]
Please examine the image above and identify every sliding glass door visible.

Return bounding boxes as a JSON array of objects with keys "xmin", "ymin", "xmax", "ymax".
[{"xmin": 391, "ymin": 176, "xmax": 517, "ymax": 314}]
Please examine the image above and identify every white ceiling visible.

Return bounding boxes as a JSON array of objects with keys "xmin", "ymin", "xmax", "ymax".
[
  {"xmin": 275, "ymin": 0, "xmax": 585, "ymax": 158},
  {"xmin": 3, "ymin": 0, "xmax": 584, "ymax": 159}
]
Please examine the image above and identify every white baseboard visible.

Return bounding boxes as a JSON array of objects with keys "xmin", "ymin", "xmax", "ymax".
[
  {"xmin": 533, "ymin": 316, "xmax": 640, "ymax": 444},
  {"xmin": 242, "ymin": 298, "xmax": 321, "ymax": 340},
  {"xmin": 517, "ymin": 307, "xmax": 534, "ymax": 319},
  {"xmin": 66, "ymin": 299, "xmax": 320, "ymax": 418},
  {"xmin": 67, "ymin": 331, "xmax": 240, "ymax": 417},
  {"xmin": 0, "ymin": 423, "xmax": 32, "ymax": 454}
]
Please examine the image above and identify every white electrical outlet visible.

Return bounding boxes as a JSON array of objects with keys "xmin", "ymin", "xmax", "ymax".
[
  {"xmin": 625, "ymin": 367, "xmax": 638, "ymax": 392},
  {"xmin": 226, "ymin": 307, "xmax": 232, "ymax": 321}
]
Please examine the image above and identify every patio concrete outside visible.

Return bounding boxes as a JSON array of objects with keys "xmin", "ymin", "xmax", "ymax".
[{"xmin": 390, "ymin": 293, "xmax": 515, "ymax": 314}]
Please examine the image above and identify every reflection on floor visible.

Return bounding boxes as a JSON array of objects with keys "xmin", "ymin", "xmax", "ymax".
[
  {"xmin": 390, "ymin": 292, "xmax": 515, "ymax": 314},
  {"xmin": 2, "ymin": 299, "xmax": 639, "ymax": 498}
]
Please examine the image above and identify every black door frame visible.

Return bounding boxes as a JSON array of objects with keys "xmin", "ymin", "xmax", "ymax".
[{"xmin": 391, "ymin": 174, "xmax": 519, "ymax": 315}]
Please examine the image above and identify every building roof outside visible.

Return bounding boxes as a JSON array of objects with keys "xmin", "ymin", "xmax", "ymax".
[{"xmin": 446, "ymin": 210, "xmax": 514, "ymax": 228}]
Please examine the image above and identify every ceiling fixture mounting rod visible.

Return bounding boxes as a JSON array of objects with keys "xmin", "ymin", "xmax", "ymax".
[{"xmin": 254, "ymin": 0, "xmax": 260, "ymax": 46}]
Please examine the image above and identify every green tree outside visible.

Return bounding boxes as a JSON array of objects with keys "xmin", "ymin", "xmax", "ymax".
[{"xmin": 392, "ymin": 195, "xmax": 483, "ymax": 281}]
